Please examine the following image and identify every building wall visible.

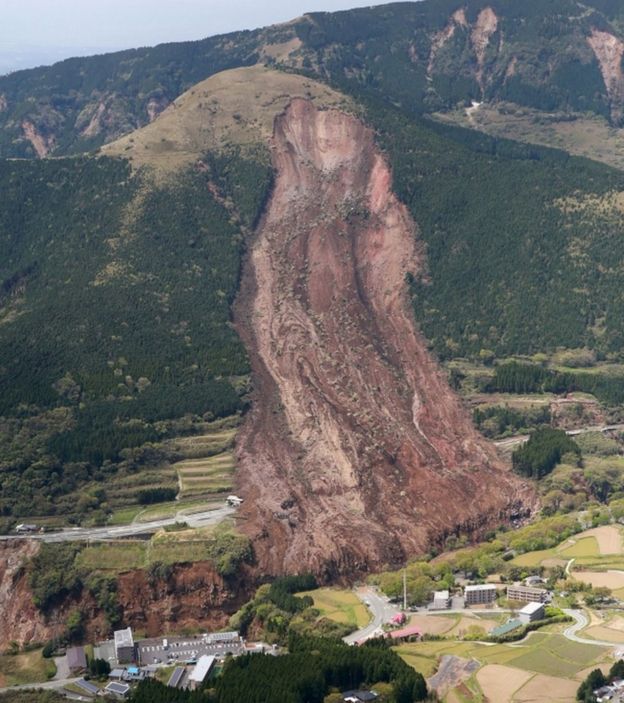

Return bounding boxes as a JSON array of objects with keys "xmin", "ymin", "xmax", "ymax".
[
  {"xmin": 465, "ymin": 588, "xmax": 496, "ymax": 605},
  {"xmin": 507, "ymin": 586, "xmax": 548, "ymax": 603}
]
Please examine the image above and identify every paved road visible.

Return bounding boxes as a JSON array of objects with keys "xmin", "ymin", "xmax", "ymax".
[
  {"xmin": 343, "ymin": 587, "xmax": 400, "ymax": 644},
  {"xmin": 561, "ymin": 608, "xmax": 620, "ymax": 647},
  {"xmin": 495, "ymin": 423, "xmax": 624, "ymax": 450},
  {"xmin": 0, "ymin": 504, "xmax": 235, "ymax": 543}
]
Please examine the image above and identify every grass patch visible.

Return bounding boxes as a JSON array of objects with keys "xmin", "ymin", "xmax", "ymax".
[
  {"xmin": 0, "ymin": 649, "xmax": 56, "ymax": 686},
  {"xmin": 298, "ymin": 588, "xmax": 370, "ymax": 629},
  {"xmin": 512, "ymin": 548, "xmax": 557, "ymax": 567},
  {"xmin": 75, "ymin": 542, "xmax": 147, "ymax": 572},
  {"xmin": 559, "ymin": 537, "xmax": 600, "ymax": 559}
]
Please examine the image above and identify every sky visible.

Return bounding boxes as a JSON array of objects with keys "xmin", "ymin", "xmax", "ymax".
[{"xmin": 0, "ymin": 0, "xmax": 400, "ymax": 74}]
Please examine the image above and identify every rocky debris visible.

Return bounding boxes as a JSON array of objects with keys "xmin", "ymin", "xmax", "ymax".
[
  {"xmin": 0, "ymin": 541, "xmax": 49, "ymax": 647},
  {"xmin": 588, "ymin": 29, "xmax": 624, "ymax": 125},
  {"xmin": 234, "ymin": 98, "xmax": 534, "ymax": 578},
  {"xmin": 428, "ymin": 655, "xmax": 480, "ymax": 698},
  {"xmin": 471, "ymin": 7, "xmax": 499, "ymax": 92}
]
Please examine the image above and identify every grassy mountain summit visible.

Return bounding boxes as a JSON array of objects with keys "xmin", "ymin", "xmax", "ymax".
[{"xmin": 2, "ymin": 0, "xmax": 624, "ymax": 158}]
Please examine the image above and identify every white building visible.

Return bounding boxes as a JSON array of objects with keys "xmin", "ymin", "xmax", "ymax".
[
  {"xmin": 114, "ymin": 628, "xmax": 135, "ymax": 664},
  {"xmin": 188, "ymin": 654, "xmax": 216, "ymax": 690},
  {"xmin": 464, "ymin": 584, "xmax": 497, "ymax": 605},
  {"xmin": 518, "ymin": 601, "xmax": 545, "ymax": 624},
  {"xmin": 431, "ymin": 590, "xmax": 451, "ymax": 610}
]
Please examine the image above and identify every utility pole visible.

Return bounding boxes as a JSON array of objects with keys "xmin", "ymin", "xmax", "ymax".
[{"xmin": 403, "ymin": 568, "xmax": 407, "ymax": 612}]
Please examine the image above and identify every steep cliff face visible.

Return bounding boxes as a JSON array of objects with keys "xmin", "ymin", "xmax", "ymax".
[
  {"xmin": 0, "ymin": 542, "xmax": 49, "ymax": 646},
  {"xmin": 0, "ymin": 541, "xmax": 252, "ymax": 647},
  {"xmin": 234, "ymin": 99, "xmax": 534, "ymax": 577}
]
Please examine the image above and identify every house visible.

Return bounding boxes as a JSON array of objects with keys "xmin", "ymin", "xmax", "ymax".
[
  {"xmin": 66, "ymin": 645, "xmax": 87, "ymax": 673},
  {"xmin": 431, "ymin": 590, "xmax": 451, "ymax": 610},
  {"xmin": 188, "ymin": 654, "xmax": 216, "ymax": 690},
  {"xmin": 464, "ymin": 584, "xmax": 497, "ymax": 605},
  {"xmin": 105, "ymin": 681, "xmax": 131, "ymax": 699},
  {"xmin": 507, "ymin": 585, "xmax": 549, "ymax": 603},
  {"xmin": 114, "ymin": 627, "xmax": 135, "ymax": 664},
  {"xmin": 343, "ymin": 691, "xmax": 378, "ymax": 702},
  {"xmin": 518, "ymin": 601, "xmax": 545, "ymax": 624}
]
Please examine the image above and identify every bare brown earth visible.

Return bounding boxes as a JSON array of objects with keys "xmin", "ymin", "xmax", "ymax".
[
  {"xmin": 588, "ymin": 29, "xmax": 624, "ymax": 126},
  {"xmin": 0, "ymin": 541, "xmax": 252, "ymax": 647},
  {"xmin": 234, "ymin": 98, "xmax": 534, "ymax": 577}
]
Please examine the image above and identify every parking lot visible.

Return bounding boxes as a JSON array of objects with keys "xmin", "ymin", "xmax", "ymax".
[{"xmin": 137, "ymin": 634, "xmax": 245, "ymax": 665}]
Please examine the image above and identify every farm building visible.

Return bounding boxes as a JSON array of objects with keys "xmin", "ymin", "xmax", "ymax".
[
  {"xmin": 387, "ymin": 624, "xmax": 422, "ymax": 641},
  {"xmin": 114, "ymin": 627, "xmax": 135, "ymax": 664},
  {"xmin": 489, "ymin": 619, "xmax": 522, "ymax": 637},
  {"xmin": 188, "ymin": 654, "xmax": 216, "ymax": 690},
  {"xmin": 66, "ymin": 646, "xmax": 86, "ymax": 672},
  {"xmin": 518, "ymin": 601, "xmax": 545, "ymax": 624},
  {"xmin": 431, "ymin": 590, "xmax": 451, "ymax": 610},
  {"xmin": 464, "ymin": 584, "xmax": 497, "ymax": 605},
  {"xmin": 507, "ymin": 585, "xmax": 549, "ymax": 603}
]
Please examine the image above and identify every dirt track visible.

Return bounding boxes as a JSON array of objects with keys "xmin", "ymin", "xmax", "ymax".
[{"xmin": 234, "ymin": 99, "xmax": 534, "ymax": 576}]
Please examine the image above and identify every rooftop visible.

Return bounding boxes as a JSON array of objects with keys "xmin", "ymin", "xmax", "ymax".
[
  {"xmin": 114, "ymin": 627, "xmax": 134, "ymax": 649},
  {"xmin": 490, "ymin": 619, "xmax": 522, "ymax": 637},
  {"xmin": 105, "ymin": 681, "xmax": 131, "ymax": 695},
  {"xmin": 519, "ymin": 601, "xmax": 545, "ymax": 615},
  {"xmin": 433, "ymin": 590, "xmax": 450, "ymax": 599},
  {"xmin": 76, "ymin": 679, "xmax": 99, "ymax": 695},
  {"xmin": 189, "ymin": 654, "xmax": 216, "ymax": 683},
  {"xmin": 465, "ymin": 584, "xmax": 496, "ymax": 592}
]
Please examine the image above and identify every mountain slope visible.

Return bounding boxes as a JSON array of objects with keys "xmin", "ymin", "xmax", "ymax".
[
  {"xmin": 233, "ymin": 98, "xmax": 533, "ymax": 575},
  {"xmin": 3, "ymin": 0, "xmax": 624, "ymax": 158}
]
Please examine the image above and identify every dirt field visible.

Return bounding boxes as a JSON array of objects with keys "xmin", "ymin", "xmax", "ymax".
[
  {"xmin": 515, "ymin": 673, "xmax": 579, "ymax": 702},
  {"xmin": 447, "ymin": 616, "xmax": 499, "ymax": 638},
  {"xmin": 584, "ymin": 625, "xmax": 624, "ymax": 643},
  {"xmin": 574, "ymin": 570, "xmax": 624, "ymax": 590},
  {"xmin": 580, "ymin": 526, "xmax": 623, "ymax": 555},
  {"xmin": 476, "ymin": 664, "xmax": 532, "ymax": 702},
  {"xmin": 408, "ymin": 614, "xmax": 455, "ymax": 635}
]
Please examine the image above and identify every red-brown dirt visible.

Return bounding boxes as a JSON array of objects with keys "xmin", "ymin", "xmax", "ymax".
[
  {"xmin": 0, "ymin": 541, "xmax": 252, "ymax": 647},
  {"xmin": 234, "ymin": 98, "xmax": 535, "ymax": 578}
]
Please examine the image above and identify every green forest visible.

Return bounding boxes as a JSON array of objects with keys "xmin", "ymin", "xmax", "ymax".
[
  {"xmin": 358, "ymin": 100, "xmax": 624, "ymax": 359},
  {"xmin": 0, "ymin": 149, "xmax": 271, "ymax": 521},
  {"xmin": 128, "ymin": 635, "xmax": 428, "ymax": 703}
]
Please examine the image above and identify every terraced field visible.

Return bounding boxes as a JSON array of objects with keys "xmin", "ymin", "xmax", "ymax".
[{"xmin": 171, "ymin": 426, "xmax": 238, "ymax": 498}]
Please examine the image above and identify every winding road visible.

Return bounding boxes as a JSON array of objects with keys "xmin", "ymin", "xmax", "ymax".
[{"xmin": 343, "ymin": 587, "xmax": 400, "ymax": 644}]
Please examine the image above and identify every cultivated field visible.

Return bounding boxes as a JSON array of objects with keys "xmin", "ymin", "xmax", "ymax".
[
  {"xmin": 476, "ymin": 664, "xmax": 532, "ymax": 702},
  {"xmin": 298, "ymin": 588, "xmax": 370, "ymax": 629}
]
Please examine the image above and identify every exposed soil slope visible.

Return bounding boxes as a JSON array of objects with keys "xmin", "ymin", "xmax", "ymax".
[
  {"xmin": 235, "ymin": 99, "xmax": 534, "ymax": 577},
  {"xmin": 0, "ymin": 541, "xmax": 252, "ymax": 647}
]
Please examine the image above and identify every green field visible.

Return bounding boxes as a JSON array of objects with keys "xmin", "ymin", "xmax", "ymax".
[
  {"xmin": 0, "ymin": 649, "xmax": 56, "ymax": 687},
  {"xmin": 299, "ymin": 588, "xmax": 370, "ymax": 629},
  {"xmin": 559, "ymin": 537, "xmax": 600, "ymax": 559},
  {"xmin": 396, "ymin": 632, "xmax": 608, "ymax": 681}
]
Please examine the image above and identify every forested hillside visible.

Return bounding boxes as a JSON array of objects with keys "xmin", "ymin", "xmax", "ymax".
[
  {"xmin": 3, "ymin": 0, "xmax": 624, "ymax": 157},
  {"xmin": 363, "ymin": 102, "xmax": 624, "ymax": 358},
  {"xmin": 0, "ymin": 149, "xmax": 272, "ymax": 519}
]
